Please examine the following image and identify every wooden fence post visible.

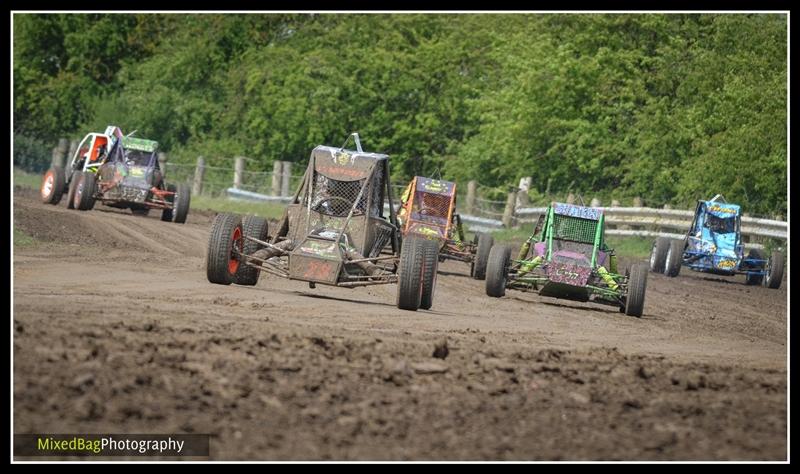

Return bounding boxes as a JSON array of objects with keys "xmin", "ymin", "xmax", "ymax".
[
  {"xmin": 67, "ymin": 140, "xmax": 78, "ymax": 164},
  {"xmin": 158, "ymin": 152, "xmax": 168, "ymax": 176},
  {"xmin": 52, "ymin": 138, "xmax": 68, "ymax": 168},
  {"xmin": 234, "ymin": 156, "xmax": 245, "ymax": 189},
  {"xmin": 193, "ymin": 156, "xmax": 206, "ymax": 196},
  {"xmin": 502, "ymin": 188, "xmax": 518, "ymax": 228},
  {"xmin": 590, "ymin": 197, "xmax": 601, "ymax": 207},
  {"xmin": 281, "ymin": 161, "xmax": 293, "ymax": 197},
  {"xmin": 466, "ymin": 180, "xmax": 477, "ymax": 215},
  {"xmin": 272, "ymin": 161, "xmax": 283, "ymax": 196},
  {"xmin": 517, "ymin": 177, "xmax": 532, "ymax": 207},
  {"xmin": 566, "ymin": 193, "xmax": 576, "ymax": 204}
]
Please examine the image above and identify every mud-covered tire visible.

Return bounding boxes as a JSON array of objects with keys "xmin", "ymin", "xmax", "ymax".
[
  {"xmin": 471, "ymin": 232, "xmax": 494, "ymax": 280},
  {"xmin": 419, "ymin": 239, "xmax": 440, "ymax": 310},
  {"xmin": 765, "ymin": 250, "xmax": 784, "ymax": 289},
  {"xmin": 624, "ymin": 263, "xmax": 648, "ymax": 317},
  {"xmin": 649, "ymin": 237, "xmax": 670, "ymax": 273},
  {"xmin": 485, "ymin": 245, "xmax": 511, "ymax": 297},
  {"xmin": 744, "ymin": 248, "xmax": 765, "ymax": 285},
  {"xmin": 66, "ymin": 170, "xmax": 82, "ymax": 210},
  {"xmin": 73, "ymin": 172, "xmax": 97, "ymax": 211},
  {"xmin": 40, "ymin": 166, "xmax": 65, "ymax": 205},
  {"xmin": 173, "ymin": 183, "xmax": 190, "ymax": 224},
  {"xmin": 664, "ymin": 239, "xmax": 683, "ymax": 277},
  {"xmin": 234, "ymin": 215, "xmax": 270, "ymax": 286},
  {"xmin": 161, "ymin": 184, "xmax": 176, "ymax": 221},
  {"xmin": 206, "ymin": 213, "xmax": 244, "ymax": 285},
  {"xmin": 396, "ymin": 237, "xmax": 425, "ymax": 311}
]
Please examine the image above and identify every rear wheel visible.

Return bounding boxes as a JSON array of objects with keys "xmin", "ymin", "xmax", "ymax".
[
  {"xmin": 485, "ymin": 245, "xmax": 511, "ymax": 297},
  {"xmin": 471, "ymin": 232, "xmax": 494, "ymax": 280},
  {"xmin": 744, "ymin": 248, "xmax": 765, "ymax": 285},
  {"xmin": 234, "ymin": 215, "xmax": 270, "ymax": 286},
  {"xmin": 40, "ymin": 166, "xmax": 65, "ymax": 205},
  {"xmin": 664, "ymin": 239, "xmax": 683, "ymax": 277},
  {"xmin": 396, "ymin": 237, "xmax": 424, "ymax": 311},
  {"xmin": 765, "ymin": 251, "xmax": 784, "ymax": 289},
  {"xmin": 206, "ymin": 213, "xmax": 244, "ymax": 285},
  {"xmin": 624, "ymin": 264, "xmax": 648, "ymax": 317},
  {"xmin": 649, "ymin": 237, "xmax": 670, "ymax": 273},
  {"xmin": 419, "ymin": 239, "xmax": 440, "ymax": 310},
  {"xmin": 173, "ymin": 183, "xmax": 191, "ymax": 224},
  {"xmin": 66, "ymin": 170, "xmax": 82, "ymax": 210},
  {"xmin": 73, "ymin": 172, "xmax": 97, "ymax": 211}
]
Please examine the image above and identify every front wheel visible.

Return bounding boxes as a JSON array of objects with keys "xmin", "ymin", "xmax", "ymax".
[
  {"xmin": 396, "ymin": 237, "xmax": 424, "ymax": 311},
  {"xmin": 485, "ymin": 245, "xmax": 511, "ymax": 297},
  {"xmin": 471, "ymin": 232, "xmax": 494, "ymax": 280},
  {"xmin": 40, "ymin": 166, "xmax": 66, "ymax": 205},
  {"xmin": 73, "ymin": 172, "xmax": 97, "ymax": 211},
  {"xmin": 664, "ymin": 239, "xmax": 683, "ymax": 277},
  {"xmin": 649, "ymin": 237, "xmax": 670, "ymax": 273},
  {"xmin": 234, "ymin": 215, "xmax": 270, "ymax": 286},
  {"xmin": 173, "ymin": 183, "xmax": 191, "ymax": 224},
  {"xmin": 624, "ymin": 264, "xmax": 648, "ymax": 317},
  {"xmin": 206, "ymin": 213, "xmax": 244, "ymax": 285},
  {"xmin": 765, "ymin": 251, "xmax": 784, "ymax": 289},
  {"xmin": 419, "ymin": 239, "xmax": 440, "ymax": 310}
]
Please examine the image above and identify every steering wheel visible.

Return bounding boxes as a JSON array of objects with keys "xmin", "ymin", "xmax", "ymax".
[{"xmin": 314, "ymin": 196, "xmax": 355, "ymax": 216}]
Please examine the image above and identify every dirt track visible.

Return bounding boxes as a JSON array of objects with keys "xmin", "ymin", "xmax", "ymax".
[{"xmin": 13, "ymin": 187, "xmax": 788, "ymax": 460}]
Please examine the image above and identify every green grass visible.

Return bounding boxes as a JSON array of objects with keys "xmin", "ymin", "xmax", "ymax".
[
  {"xmin": 13, "ymin": 167, "xmax": 42, "ymax": 190},
  {"xmin": 191, "ymin": 195, "xmax": 286, "ymax": 220},
  {"xmin": 13, "ymin": 227, "xmax": 36, "ymax": 247}
]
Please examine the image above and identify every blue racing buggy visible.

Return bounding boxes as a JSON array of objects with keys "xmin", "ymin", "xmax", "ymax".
[{"xmin": 649, "ymin": 195, "xmax": 784, "ymax": 289}]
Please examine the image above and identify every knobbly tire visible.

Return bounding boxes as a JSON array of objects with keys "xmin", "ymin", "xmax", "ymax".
[
  {"xmin": 173, "ymin": 183, "xmax": 191, "ymax": 224},
  {"xmin": 234, "ymin": 215, "xmax": 270, "ymax": 286},
  {"xmin": 744, "ymin": 248, "xmax": 765, "ymax": 285},
  {"xmin": 650, "ymin": 237, "xmax": 670, "ymax": 273},
  {"xmin": 485, "ymin": 245, "xmax": 511, "ymax": 297},
  {"xmin": 664, "ymin": 239, "xmax": 683, "ymax": 277},
  {"xmin": 66, "ymin": 170, "xmax": 82, "ymax": 210},
  {"xmin": 40, "ymin": 166, "xmax": 65, "ymax": 205},
  {"xmin": 161, "ymin": 184, "xmax": 176, "ymax": 222},
  {"xmin": 207, "ymin": 213, "xmax": 244, "ymax": 285},
  {"xmin": 73, "ymin": 172, "xmax": 97, "ymax": 211},
  {"xmin": 765, "ymin": 250, "xmax": 784, "ymax": 289},
  {"xmin": 396, "ymin": 237, "xmax": 425, "ymax": 311},
  {"xmin": 419, "ymin": 239, "xmax": 440, "ymax": 310},
  {"xmin": 471, "ymin": 232, "xmax": 494, "ymax": 280},
  {"xmin": 624, "ymin": 263, "xmax": 648, "ymax": 317}
]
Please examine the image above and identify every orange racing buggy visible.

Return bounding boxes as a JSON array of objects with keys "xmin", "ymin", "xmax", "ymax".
[{"xmin": 397, "ymin": 176, "xmax": 493, "ymax": 279}]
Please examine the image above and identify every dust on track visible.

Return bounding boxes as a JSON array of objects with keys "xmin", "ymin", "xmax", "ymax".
[{"xmin": 13, "ymin": 188, "xmax": 787, "ymax": 460}]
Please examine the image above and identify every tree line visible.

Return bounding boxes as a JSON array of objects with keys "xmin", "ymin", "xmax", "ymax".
[{"xmin": 13, "ymin": 13, "xmax": 787, "ymax": 215}]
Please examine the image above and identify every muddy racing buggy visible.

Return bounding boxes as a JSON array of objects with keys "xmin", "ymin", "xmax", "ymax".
[
  {"xmin": 484, "ymin": 202, "xmax": 648, "ymax": 317},
  {"xmin": 40, "ymin": 126, "xmax": 190, "ymax": 223},
  {"xmin": 397, "ymin": 176, "xmax": 493, "ymax": 278},
  {"xmin": 649, "ymin": 195, "xmax": 784, "ymax": 289},
  {"xmin": 205, "ymin": 134, "xmax": 440, "ymax": 311}
]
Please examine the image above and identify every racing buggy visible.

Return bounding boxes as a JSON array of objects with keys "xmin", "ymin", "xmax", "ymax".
[
  {"xmin": 649, "ymin": 195, "xmax": 784, "ymax": 289},
  {"xmin": 40, "ymin": 125, "xmax": 190, "ymax": 223},
  {"xmin": 484, "ymin": 202, "xmax": 648, "ymax": 317},
  {"xmin": 205, "ymin": 134, "xmax": 440, "ymax": 311},
  {"xmin": 397, "ymin": 176, "xmax": 494, "ymax": 279}
]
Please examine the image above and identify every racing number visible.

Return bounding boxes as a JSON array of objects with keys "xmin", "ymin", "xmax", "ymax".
[{"xmin": 303, "ymin": 259, "xmax": 333, "ymax": 280}]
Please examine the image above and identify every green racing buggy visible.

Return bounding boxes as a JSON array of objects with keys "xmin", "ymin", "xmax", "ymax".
[{"xmin": 484, "ymin": 202, "xmax": 648, "ymax": 317}]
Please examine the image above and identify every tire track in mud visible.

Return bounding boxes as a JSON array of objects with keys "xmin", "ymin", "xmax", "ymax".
[{"xmin": 12, "ymin": 188, "xmax": 788, "ymax": 460}]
